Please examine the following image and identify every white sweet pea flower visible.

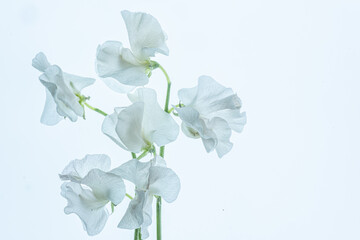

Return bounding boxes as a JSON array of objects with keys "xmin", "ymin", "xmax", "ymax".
[
  {"xmin": 96, "ymin": 10, "xmax": 168, "ymax": 93},
  {"xmin": 102, "ymin": 88, "xmax": 179, "ymax": 153},
  {"xmin": 176, "ymin": 76, "xmax": 247, "ymax": 158},
  {"xmin": 60, "ymin": 154, "xmax": 126, "ymax": 236},
  {"xmin": 32, "ymin": 52, "xmax": 95, "ymax": 125},
  {"xmin": 111, "ymin": 156, "xmax": 180, "ymax": 239}
]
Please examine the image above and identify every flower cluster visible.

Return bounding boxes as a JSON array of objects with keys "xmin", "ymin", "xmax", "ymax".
[{"xmin": 33, "ymin": 10, "xmax": 246, "ymax": 239}]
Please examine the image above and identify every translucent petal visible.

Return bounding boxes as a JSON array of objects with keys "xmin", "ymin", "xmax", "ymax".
[
  {"xmin": 101, "ymin": 108, "xmax": 128, "ymax": 150},
  {"xmin": 61, "ymin": 182, "xmax": 109, "ymax": 236},
  {"xmin": 115, "ymin": 102, "xmax": 147, "ymax": 153},
  {"xmin": 129, "ymin": 88, "xmax": 179, "ymax": 147},
  {"xmin": 149, "ymin": 166, "xmax": 180, "ymax": 203},
  {"xmin": 40, "ymin": 88, "xmax": 62, "ymax": 126},
  {"xmin": 82, "ymin": 169, "xmax": 126, "ymax": 205},
  {"xmin": 121, "ymin": 10, "xmax": 169, "ymax": 59},
  {"xmin": 96, "ymin": 41, "xmax": 148, "ymax": 87},
  {"xmin": 59, "ymin": 154, "xmax": 111, "ymax": 182},
  {"xmin": 32, "ymin": 52, "xmax": 50, "ymax": 72}
]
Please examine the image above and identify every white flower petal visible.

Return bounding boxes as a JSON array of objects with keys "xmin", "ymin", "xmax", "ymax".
[
  {"xmin": 118, "ymin": 190, "xmax": 146, "ymax": 229},
  {"xmin": 178, "ymin": 85, "xmax": 198, "ymax": 106},
  {"xmin": 149, "ymin": 166, "xmax": 180, "ymax": 203},
  {"xmin": 102, "ymin": 77, "xmax": 136, "ymax": 93},
  {"xmin": 96, "ymin": 41, "xmax": 148, "ymax": 87},
  {"xmin": 121, "ymin": 10, "xmax": 169, "ymax": 59},
  {"xmin": 111, "ymin": 159, "xmax": 151, "ymax": 190},
  {"xmin": 102, "ymin": 108, "xmax": 129, "ymax": 150},
  {"xmin": 40, "ymin": 65, "xmax": 84, "ymax": 120},
  {"xmin": 208, "ymin": 117, "xmax": 233, "ymax": 158},
  {"xmin": 115, "ymin": 102, "xmax": 147, "ymax": 153},
  {"xmin": 82, "ymin": 169, "xmax": 126, "ymax": 205},
  {"xmin": 63, "ymin": 73, "xmax": 95, "ymax": 92},
  {"xmin": 40, "ymin": 88, "xmax": 62, "ymax": 126},
  {"xmin": 140, "ymin": 193, "xmax": 153, "ymax": 239},
  {"xmin": 60, "ymin": 154, "xmax": 111, "ymax": 182},
  {"xmin": 32, "ymin": 52, "xmax": 50, "ymax": 72},
  {"xmin": 129, "ymin": 88, "xmax": 179, "ymax": 147},
  {"xmin": 61, "ymin": 182, "xmax": 109, "ymax": 236}
]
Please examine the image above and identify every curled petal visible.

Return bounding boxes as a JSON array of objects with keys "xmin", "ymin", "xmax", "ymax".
[
  {"xmin": 129, "ymin": 88, "xmax": 179, "ymax": 147},
  {"xmin": 61, "ymin": 182, "xmax": 109, "ymax": 236},
  {"xmin": 121, "ymin": 10, "xmax": 169, "ymax": 60},
  {"xmin": 39, "ymin": 65, "xmax": 83, "ymax": 121},
  {"xmin": 149, "ymin": 166, "xmax": 181, "ymax": 203},
  {"xmin": 102, "ymin": 108, "xmax": 129, "ymax": 150},
  {"xmin": 63, "ymin": 73, "xmax": 95, "ymax": 92},
  {"xmin": 32, "ymin": 52, "xmax": 50, "ymax": 72},
  {"xmin": 115, "ymin": 102, "xmax": 147, "ymax": 153},
  {"xmin": 59, "ymin": 154, "xmax": 111, "ymax": 182},
  {"xmin": 118, "ymin": 190, "xmax": 146, "ymax": 229},
  {"xmin": 82, "ymin": 169, "xmax": 126, "ymax": 205},
  {"xmin": 40, "ymin": 88, "xmax": 62, "ymax": 126},
  {"xmin": 111, "ymin": 159, "xmax": 151, "ymax": 190},
  {"xmin": 96, "ymin": 41, "xmax": 148, "ymax": 87}
]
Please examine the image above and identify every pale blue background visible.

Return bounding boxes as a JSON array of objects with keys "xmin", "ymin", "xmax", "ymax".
[{"xmin": 1, "ymin": 0, "xmax": 360, "ymax": 239}]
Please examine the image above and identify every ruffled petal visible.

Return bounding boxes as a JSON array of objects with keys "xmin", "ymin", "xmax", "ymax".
[
  {"xmin": 208, "ymin": 117, "xmax": 233, "ymax": 158},
  {"xmin": 59, "ymin": 154, "xmax": 111, "ymax": 182},
  {"xmin": 111, "ymin": 159, "xmax": 151, "ymax": 189},
  {"xmin": 115, "ymin": 102, "xmax": 147, "ymax": 153},
  {"xmin": 102, "ymin": 77, "xmax": 136, "ymax": 93},
  {"xmin": 129, "ymin": 88, "xmax": 179, "ymax": 147},
  {"xmin": 178, "ymin": 85, "xmax": 198, "ymax": 106},
  {"xmin": 117, "ymin": 190, "xmax": 146, "ymax": 229},
  {"xmin": 149, "ymin": 166, "xmax": 180, "ymax": 203},
  {"xmin": 39, "ymin": 65, "xmax": 83, "ymax": 121},
  {"xmin": 82, "ymin": 169, "xmax": 126, "ymax": 205},
  {"xmin": 40, "ymin": 88, "xmax": 62, "ymax": 126},
  {"xmin": 63, "ymin": 73, "xmax": 95, "ymax": 92},
  {"xmin": 61, "ymin": 182, "xmax": 109, "ymax": 236},
  {"xmin": 121, "ymin": 10, "xmax": 169, "ymax": 60},
  {"xmin": 96, "ymin": 41, "xmax": 148, "ymax": 87},
  {"xmin": 101, "ymin": 108, "xmax": 129, "ymax": 150}
]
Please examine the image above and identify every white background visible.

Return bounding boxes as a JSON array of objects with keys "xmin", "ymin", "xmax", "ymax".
[{"xmin": 1, "ymin": 0, "xmax": 360, "ymax": 239}]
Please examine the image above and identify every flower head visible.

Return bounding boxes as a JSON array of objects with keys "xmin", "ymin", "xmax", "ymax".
[
  {"xmin": 60, "ymin": 154, "xmax": 126, "ymax": 236},
  {"xmin": 176, "ymin": 76, "xmax": 247, "ymax": 157},
  {"xmin": 32, "ymin": 52, "xmax": 95, "ymax": 125},
  {"xmin": 102, "ymin": 88, "xmax": 179, "ymax": 153},
  {"xmin": 96, "ymin": 10, "xmax": 168, "ymax": 93},
  {"xmin": 111, "ymin": 156, "xmax": 180, "ymax": 239}
]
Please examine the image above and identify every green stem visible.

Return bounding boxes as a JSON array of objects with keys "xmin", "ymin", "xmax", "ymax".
[
  {"xmin": 131, "ymin": 152, "xmax": 137, "ymax": 159},
  {"xmin": 158, "ymin": 64, "xmax": 171, "ymax": 113},
  {"xmin": 156, "ymin": 63, "xmax": 172, "ymax": 240},
  {"xmin": 84, "ymin": 102, "xmax": 108, "ymax": 116},
  {"xmin": 156, "ymin": 197, "xmax": 162, "ymax": 240},
  {"xmin": 134, "ymin": 228, "xmax": 141, "ymax": 240},
  {"xmin": 126, "ymin": 193, "xmax": 133, "ymax": 200},
  {"xmin": 137, "ymin": 150, "xmax": 148, "ymax": 160}
]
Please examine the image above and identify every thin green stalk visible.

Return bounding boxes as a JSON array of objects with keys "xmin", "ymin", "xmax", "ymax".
[
  {"xmin": 137, "ymin": 150, "xmax": 148, "ymax": 160},
  {"xmin": 84, "ymin": 102, "xmax": 108, "ymax": 116},
  {"xmin": 134, "ymin": 228, "xmax": 140, "ymax": 240},
  {"xmin": 126, "ymin": 193, "xmax": 133, "ymax": 200},
  {"xmin": 158, "ymin": 64, "xmax": 171, "ymax": 113},
  {"xmin": 131, "ymin": 152, "xmax": 137, "ymax": 159},
  {"xmin": 156, "ymin": 63, "xmax": 172, "ymax": 240},
  {"xmin": 156, "ymin": 197, "xmax": 162, "ymax": 240}
]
